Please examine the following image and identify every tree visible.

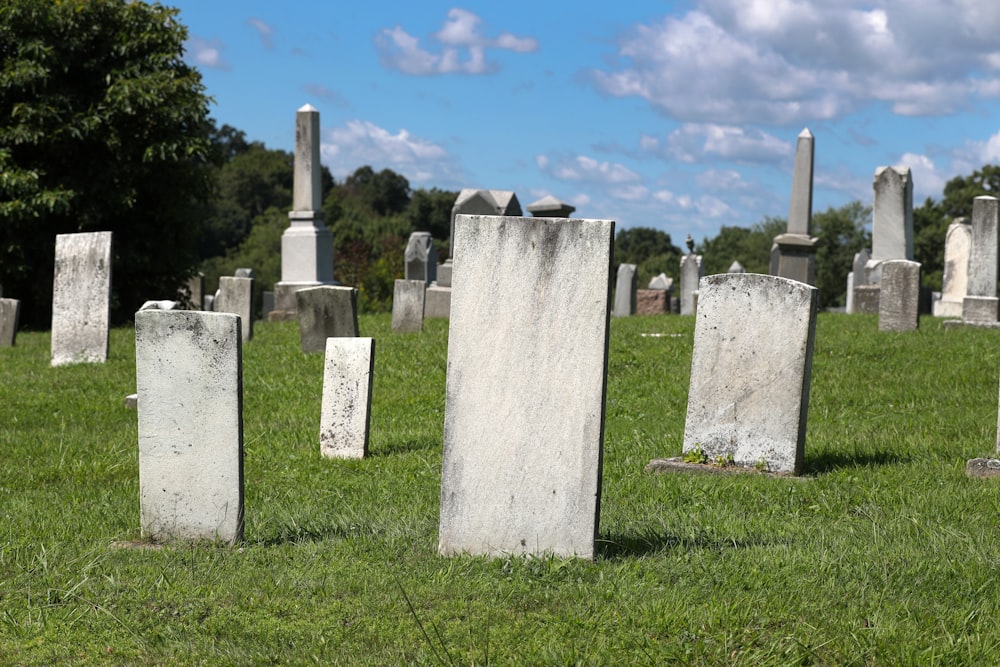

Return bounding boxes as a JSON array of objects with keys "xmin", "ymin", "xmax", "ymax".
[
  {"xmin": 813, "ymin": 201, "xmax": 870, "ymax": 307},
  {"xmin": 697, "ymin": 217, "xmax": 785, "ymax": 276},
  {"xmin": 0, "ymin": 0, "xmax": 213, "ymax": 326},
  {"xmin": 613, "ymin": 227, "xmax": 683, "ymax": 286}
]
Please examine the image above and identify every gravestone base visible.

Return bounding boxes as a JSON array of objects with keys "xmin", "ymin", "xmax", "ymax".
[
  {"xmin": 962, "ymin": 295, "xmax": 999, "ymax": 323},
  {"xmin": 645, "ymin": 457, "xmax": 810, "ymax": 479},
  {"xmin": 942, "ymin": 319, "xmax": 1000, "ymax": 330},
  {"xmin": 424, "ymin": 284, "xmax": 451, "ymax": 319},
  {"xmin": 853, "ymin": 285, "xmax": 880, "ymax": 314},
  {"xmin": 636, "ymin": 289, "xmax": 668, "ymax": 315},
  {"xmin": 770, "ymin": 234, "xmax": 819, "ymax": 285},
  {"xmin": 273, "ymin": 280, "xmax": 337, "ymax": 315},
  {"xmin": 437, "ymin": 261, "xmax": 452, "ymax": 287},
  {"xmin": 0, "ymin": 298, "xmax": 20, "ymax": 347},
  {"xmin": 966, "ymin": 458, "xmax": 1000, "ymax": 478},
  {"xmin": 932, "ymin": 297, "xmax": 963, "ymax": 317}
]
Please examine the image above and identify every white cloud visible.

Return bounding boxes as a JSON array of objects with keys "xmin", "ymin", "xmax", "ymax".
[
  {"xmin": 657, "ymin": 124, "xmax": 791, "ymax": 164},
  {"xmin": 247, "ymin": 18, "xmax": 274, "ymax": 50},
  {"xmin": 541, "ymin": 154, "xmax": 641, "ymax": 184},
  {"xmin": 590, "ymin": 1, "xmax": 1000, "ymax": 124},
  {"xmin": 376, "ymin": 9, "xmax": 538, "ymax": 76},
  {"xmin": 321, "ymin": 120, "xmax": 460, "ymax": 185},
  {"xmin": 185, "ymin": 37, "xmax": 230, "ymax": 70}
]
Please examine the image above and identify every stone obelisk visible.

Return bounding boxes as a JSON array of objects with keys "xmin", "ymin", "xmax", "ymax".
[
  {"xmin": 273, "ymin": 104, "xmax": 335, "ymax": 318},
  {"xmin": 770, "ymin": 128, "xmax": 819, "ymax": 285}
]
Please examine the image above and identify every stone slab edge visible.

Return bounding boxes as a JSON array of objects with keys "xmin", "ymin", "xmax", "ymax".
[
  {"xmin": 966, "ymin": 458, "xmax": 1000, "ymax": 478},
  {"xmin": 645, "ymin": 457, "xmax": 811, "ymax": 480}
]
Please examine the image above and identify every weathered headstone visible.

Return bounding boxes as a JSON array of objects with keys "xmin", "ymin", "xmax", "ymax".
[
  {"xmin": 871, "ymin": 166, "xmax": 914, "ymax": 262},
  {"xmin": 234, "ymin": 268, "xmax": 255, "ymax": 279},
  {"xmin": 933, "ymin": 219, "xmax": 971, "ymax": 318},
  {"xmin": 186, "ymin": 272, "xmax": 204, "ymax": 310},
  {"xmin": 526, "ymin": 194, "xmax": 575, "ymax": 218},
  {"xmin": 679, "ymin": 253, "xmax": 702, "ymax": 316},
  {"xmin": 0, "ymin": 298, "xmax": 20, "ymax": 347},
  {"xmin": 878, "ymin": 260, "xmax": 921, "ymax": 331},
  {"xmin": 963, "ymin": 196, "xmax": 1000, "ymax": 323},
  {"xmin": 636, "ymin": 289, "xmax": 668, "ymax": 315},
  {"xmin": 135, "ymin": 310, "xmax": 243, "ymax": 544},
  {"xmin": 439, "ymin": 214, "xmax": 613, "ymax": 559},
  {"xmin": 649, "ymin": 273, "xmax": 673, "ymax": 291},
  {"xmin": 404, "ymin": 232, "xmax": 438, "ymax": 285},
  {"xmin": 51, "ymin": 231, "xmax": 113, "ymax": 366},
  {"xmin": 273, "ymin": 105, "xmax": 335, "ymax": 316},
  {"xmin": 845, "ymin": 272, "xmax": 855, "ymax": 313},
  {"xmin": 849, "ymin": 248, "xmax": 877, "ymax": 314},
  {"xmin": 320, "ymin": 337, "xmax": 375, "ymax": 459},
  {"xmin": 613, "ymin": 263, "xmax": 637, "ymax": 317},
  {"xmin": 296, "ymin": 285, "xmax": 359, "ymax": 353},
  {"xmin": 203, "ymin": 294, "xmax": 215, "ymax": 312},
  {"xmin": 682, "ymin": 274, "xmax": 818, "ymax": 474},
  {"xmin": 771, "ymin": 129, "xmax": 819, "ymax": 284},
  {"xmin": 215, "ymin": 276, "xmax": 254, "ymax": 342},
  {"xmin": 392, "ymin": 279, "xmax": 426, "ymax": 333},
  {"xmin": 139, "ymin": 300, "xmax": 178, "ymax": 311}
]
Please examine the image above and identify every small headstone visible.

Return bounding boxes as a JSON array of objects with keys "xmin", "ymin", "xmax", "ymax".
[
  {"xmin": 526, "ymin": 195, "xmax": 575, "ymax": 218},
  {"xmin": 51, "ymin": 231, "xmax": 113, "ymax": 366},
  {"xmin": 215, "ymin": 276, "xmax": 254, "ymax": 342},
  {"xmin": 186, "ymin": 272, "xmax": 204, "ymax": 310},
  {"xmin": 679, "ymin": 253, "xmax": 702, "ymax": 316},
  {"xmin": 424, "ymin": 285, "xmax": 451, "ymax": 318},
  {"xmin": 439, "ymin": 214, "xmax": 613, "ymax": 559},
  {"xmin": 320, "ymin": 337, "xmax": 375, "ymax": 459},
  {"xmin": 234, "ymin": 268, "xmax": 255, "ymax": 279},
  {"xmin": 135, "ymin": 310, "xmax": 243, "ymax": 544},
  {"xmin": 391, "ymin": 279, "xmax": 425, "ymax": 333},
  {"xmin": 682, "ymin": 273, "xmax": 818, "ymax": 474},
  {"xmin": 963, "ymin": 196, "xmax": 1000, "ymax": 323},
  {"xmin": 203, "ymin": 294, "xmax": 215, "ymax": 312},
  {"xmin": 728, "ymin": 261, "xmax": 746, "ymax": 274},
  {"xmin": 845, "ymin": 271, "xmax": 855, "ymax": 314},
  {"xmin": 0, "ymin": 298, "xmax": 20, "ymax": 347},
  {"xmin": 404, "ymin": 232, "xmax": 438, "ymax": 285},
  {"xmin": 124, "ymin": 393, "xmax": 138, "ymax": 409},
  {"xmin": 636, "ymin": 289, "xmax": 668, "ymax": 315},
  {"xmin": 612, "ymin": 263, "xmax": 637, "ymax": 317},
  {"xmin": 933, "ymin": 219, "xmax": 971, "ymax": 318},
  {"xmin": 648, "ymin": 273, "xmax": 673, "ymax": 291},
  {"xmin": 878, "ymin": 260, "xmax": 921, "ymax": 331},
  {"xmin": 853, "ymin": 285, "xmax": 881, "ymax": 314},
  {"xmin": 296, "ymin": 285, "xmax": 359, "ymax": 353},
  {"xmin": 139, "ymin": 300, "xmax": 178, "ymax": 311}
]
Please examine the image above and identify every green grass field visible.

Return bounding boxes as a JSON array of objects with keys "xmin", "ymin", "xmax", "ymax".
[{"xmin": 2, "ymin": 313, "xmax": 1000, "ymax": 665}]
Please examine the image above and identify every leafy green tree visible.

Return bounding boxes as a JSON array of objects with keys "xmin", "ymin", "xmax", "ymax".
[
  {"xmin": 614, "ymin": 227, "xmax": 683, "ymax": 286},
  {"xmin": 813, "ymin": 201, "xmax": 871, "ymax": 307},
  {"xmin": 0, "ymin": 0, "xmax": 212, "ymax": 326},
  {"xmin": 697, "ymin": 217, "xmax": 785, "ymax": 276}
]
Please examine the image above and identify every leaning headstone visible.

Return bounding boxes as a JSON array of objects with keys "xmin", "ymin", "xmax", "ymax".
[
  {"xmin": 932, "ymin": 219, "xmax": 971, "ymax": 318},
  {"xmin": 679, "ymin": 253, "xmax": 702, "ymax": 316},
  {"xmin": 962, "ymin": 197, "xmax": 1000, "ymax": 323},
  {"xmin": 391, "ymin": 279, "xmax": 425, "ymax": 333},
  {"xmin": 320, "ymin": 337, "xmax": 375, "ymax": 459},
  {"xmin": 878, "ymin": 260, "xmax": 921, "ymax": 331},
  {"xmin": 135, "ymin": 310, "xmax": 243, "ymax": 544},
  {"xmin": 612, "ymin": 263, "xmax": 637, "ymax": 317},
  {"xmin": 439, "ymin": 214, "xmax": 614, "ymax": 560},
  {"xmin": 682, "ymin": 274, "xmax": 818, "ymax": 474},
  {"xmin": 770, "ymin": 129, "xmax": 820, "ymax": 284},
  {"xmin": 0, "ymin": 298, "xmax": 20, "ymax": 347},
  {"xmin": 215, "ymin": 276, "xmax": 254, "ymax": 342},
  {"xmin": 51, "ymin": 231, "xmax": 113, "ymax": 366},
  {"xmin": 296, "ymin": 285, "xmax": 359, "ymax": 353},
  {"xmin": 405, "ymin": 232, "xmax": 438, "ymax": 285}
]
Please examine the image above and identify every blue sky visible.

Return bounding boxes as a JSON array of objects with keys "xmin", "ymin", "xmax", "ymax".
[{"xmin": 172, "ymin": 0, "xmax": 1000, "ymax": 243}]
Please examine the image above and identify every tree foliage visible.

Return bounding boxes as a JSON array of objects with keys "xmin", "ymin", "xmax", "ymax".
[
  {"xmin": 697, "ymin": 217, "xmax": 785, "ymax": 276},
  {"xmin": 813, "ymin": 201, "xmax": 871, "ymax": 307},
  {"xmin": 613, "ymin": 227, "xmax": 684, "ymax": 287},
  {"xmin": 0, "ymin": 0, "xmax": 213, "ymax": 326}
]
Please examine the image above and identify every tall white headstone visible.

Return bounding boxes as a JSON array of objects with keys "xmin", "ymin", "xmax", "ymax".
[
  {"xmin": 215, "ymin": 276, "xmax": 254, "ymax": 342},
  {"xmin": 51, "ymin": 231, "xmax": 112, "ymax": 366},
  {"xmin": 933, "ymin": 220, "xmax": 971, "ymax": 318},
  {"xmin": 680, "ymin": 253, "xmax": 702, "ymax": 316},
  {"xmin": 963, "ymin": 196, "xmax": 1000, "ymax": 323},
  {"xmin": 320, "ymin": 337, "xmax": 375, "ymax": 459},
  {"xmin": 871, "ymin": 166, "xmax": 914, "ymax": 262},
  {"xmin": 439, "ymin": 215, "xmax": 613, "ymax": 559},
  {"xmin": 612, "ymin": 263, "xmax": 637, "ymax": 317}
]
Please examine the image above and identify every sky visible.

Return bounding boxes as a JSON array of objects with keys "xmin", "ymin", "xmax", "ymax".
[{"xmin": 172, "ymin": 0, "xmax": 1000, "ymax": 243}]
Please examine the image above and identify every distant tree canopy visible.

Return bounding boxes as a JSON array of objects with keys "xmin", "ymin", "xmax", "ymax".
[
  {"xmin": 0, "ymin": 0, "xmax": 213, "ymax": 327},
  {"xmin": 613, "ymin": 227, "xmax": 684, "ymax": 287}
]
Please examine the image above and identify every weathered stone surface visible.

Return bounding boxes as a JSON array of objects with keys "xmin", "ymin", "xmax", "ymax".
[
  {"xmin": 853, "ymin": 285, "xmax": 880, "ymax": 314},
  {"xmin": 215, "ymin": 276, "xmax": 254, "ymax": 342},
  {"xmin": 439, "ymin": 215, "xmax": 613, "ymax": 559},
  {"xmin": 645, "ymin": 457, "xmax": 809, "ymax": 480},
  {"xmin": 0, "ymin": 298, "xmax": 20, "ymax": 347},
  {"xmin": 683, "ymin": 273, "xmax": 818, "ymax": 474},
  {"xmin": 296, "ymin": 285, "xmax": 358, "ymax": 353},
  {"xmin": 139, "ymin": 300, "xmax": 178, "ymax": 311},
  {"xmin": 448, "ymin": 189, "xmax": 522, "ymax": 259},
  {"xmin": 404, "ymin": 232, "xmax": 438, "ymax": 285},
  {"xmin": 636, "ymin": 289, "xmax": 668, "ymax": 315},
  {"xmin": 186, "ymin": 272, "xmax": 204, "ymax": 310},
  {"xmin": 320, "ymin": 337, "xmax": 375, "ymax": 459},
  {"xmin": 962, "ymin": 296, "xmax": 999, "ymax": 323},
  {"xmin": 966, "ymin": 458, "xmax": 1000, "ymax": 479},
  {"xmin": 933, "ymin": 220, "xmax": 971, "ymax": 317},
  {"xmin": 966, "ymin": 196, "xmax": 999, "ymax": 299},
  {"xmin": 135, "ymin": 310, "xmax": 243, "ymax": 544},
  {"xmin": 872, "ymin": 166, "xmax": 913, "ymax": 261},
  {"xmin": 878, "ymin": 260, "xmax": 921, "ymax": 331},
  {"xmin": 612, "ymin": 263, "xmax": 637, "ymax": 317},
  {"xmin": 788, "ymin": 129, "xmax": 815, "ymax": 235},
  {"xmin": 124, "ymin": 393, "xmax": 138, "ymax": 409},
  {"xmin": 424, "ymin": 285, "xmax": 451, "ymax": 318},
  {"xmin": 680, "ymin": 254, "xmax": 702, "ymax": 316},
  {"xmin": 292, "ymin": 104, "xmax": 322, "ymax": 212},
  {"xmin": 770, "ymin": 234, "xmax": 818, "ymax": 285},
  {"xmin": 846, "ymin": 271, "xmax": 855, "ymax": 313},
  {"xmin": 391, "ymin": 279, "xmax": 425, "ymax": 333},
  {"xmin": 51, "ymin": 231, "xmax": 112, "ymax": 366}
]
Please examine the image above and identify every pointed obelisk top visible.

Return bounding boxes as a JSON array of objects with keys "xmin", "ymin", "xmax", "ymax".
[{"xmin": 298, "ymin": 103, "xmax": 318, "ymax": 113}]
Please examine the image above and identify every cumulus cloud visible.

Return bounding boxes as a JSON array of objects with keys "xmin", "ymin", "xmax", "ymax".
[
  {"xmin": 321, "ymin": 120, "xmax": 460, "ymax": 185},
  {"xmin": 589, "ymin": 1, "xmax": 1000, "ymax": 125},
  {"xmin": 539, "ymin": 154, "xmax": 641, "ymax": 184},
  {"xmin": 247, "ymin": 18, "xmax": 274, "ymax": 50},
  {"xmin": 185, "ymin": 36, "xmax": 230, "ymax": 70},
  {"xmin": 376, "ymin": 9, "xmax": 538, "ymax": 75},
  {"xmin": 650, "ymin": 124, "xmax": 791, "ymax": 164}
]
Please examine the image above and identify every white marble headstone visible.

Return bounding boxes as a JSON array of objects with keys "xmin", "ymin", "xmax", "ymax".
[
  {"xmin": 320, "ymin": 337, "xmax": 375, "ymax": 459},
  {"xmin": 51, "ymin": 231, "xmax": 112, "ymax": 366}
]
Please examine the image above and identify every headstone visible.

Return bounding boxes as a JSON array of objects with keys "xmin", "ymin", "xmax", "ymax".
[
  {"xmin": 853, "ymin": 285, "xmax": 881, "ymax": 314},
  {"xmin": 51, "ymin": 231, "xmax": 112, "ymax": 366},
  {"xmin": 139, "ymin": 300, "xmax": 178, "ymax": 311},
  {"xmin": 770, "ymin": 129, "xmax": 819, "ymax": 284},
  {"xmin": 203, "ymin": 294, "xmax": 215, "ymax": 312},
  {"xmin": 612, "ymin": 263, "xmax": 637, "ymax": 317},
  {"xmin": 404, "ymin": 232, "xmax": 437, "ymax": 285},
  {"xmin": 682, "ymin": 273, "xmax": 818, "ymax": 474},
  {"xmin": 963, "ymin": 196, "xmax": 1000, "ymax": 323},
  {"xmin": 273, "ymin": 105, "xmax": 335, "ymax": 316},
  {"xmin": 439, "ymin": 214, "xmax": 613, "ymax": 559},
  {"xmin": 648, "ymin": 273, "xmax": 673, "ymax": 291},
  {"xmin": 215, "ymin": 276, "xmax": 254, "ymax": 342},
  {"xmin": 135, "ymin": 310, "xmax": 243, "ymax": 544},
  {"xmin": 296, "ymin": 285, "xmax": 359, "ymax": 353},
  {"xmin": 871, "ymin": 166, "xmax": 914, "ymax": 262},
  {"xmin": 124, "ymin": 393, "xmax": 138, "ymax": 409},
  {"xmin": 234, "ymin": 268, "xmax": 255, "ymax": 279},
  {"xmin": 933, "ymin": 219, "xmax": 971, "ymax": 318},
  {"xmin": 679, "ymin": 253, "xmax": 702, "ymax": 316},
  {"xmin": 878, "ymin": 260, "xmax": 921, "ymax": 331},
  {"xmin": 636, "ymin": 289, "xmax": 668, "ymax": 315},
  {"xmin": 424, "ymin": 286, "xmax": 451, "ymax": 319},
  {"xmin": 0, "ymin": 298, "xmax": 20, "ymax": 347},
  {"xmin": 320, "ymin": 337, "xmax": 375, "ymax": 459},
  {"xmin": 526, "ymin": 195, "xmax": 575, "ymax": 218},
  {"xmin": 845, "ymin": 272, "xmax": 855, "ymax": 314},
  {"xmin": 728, "ymin": 261, "xmax": 746, "ymax": 274},
  {"xmin": 391, "ymin": 279, "xmax": 425, "ymax": 333},
  {"xmin": 186, "ymin": 272, "xmax": 204, "ymax": 310},
  {"xmin": 847, "ymin": 248, "xmax": 871, "ymax": 314}
]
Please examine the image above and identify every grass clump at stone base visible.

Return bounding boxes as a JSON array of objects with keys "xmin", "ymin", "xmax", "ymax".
[{"xmin": 2, "ymin": 313, "xmax": 1000, "ymax": 664}]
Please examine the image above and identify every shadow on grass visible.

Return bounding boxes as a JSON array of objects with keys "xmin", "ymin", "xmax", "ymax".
[
  {"xmin": 803, "ymin": 449, "xmax": 908, "ymax": 475},
  {"xmin": 597, "ymin": 531, "xmax": 780, "ymax": 560}
]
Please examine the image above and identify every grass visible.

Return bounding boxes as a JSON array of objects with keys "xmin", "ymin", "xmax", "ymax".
[{"xmin": 2, "ymin": 312, "xmax": 1000, "ymax": 664}]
